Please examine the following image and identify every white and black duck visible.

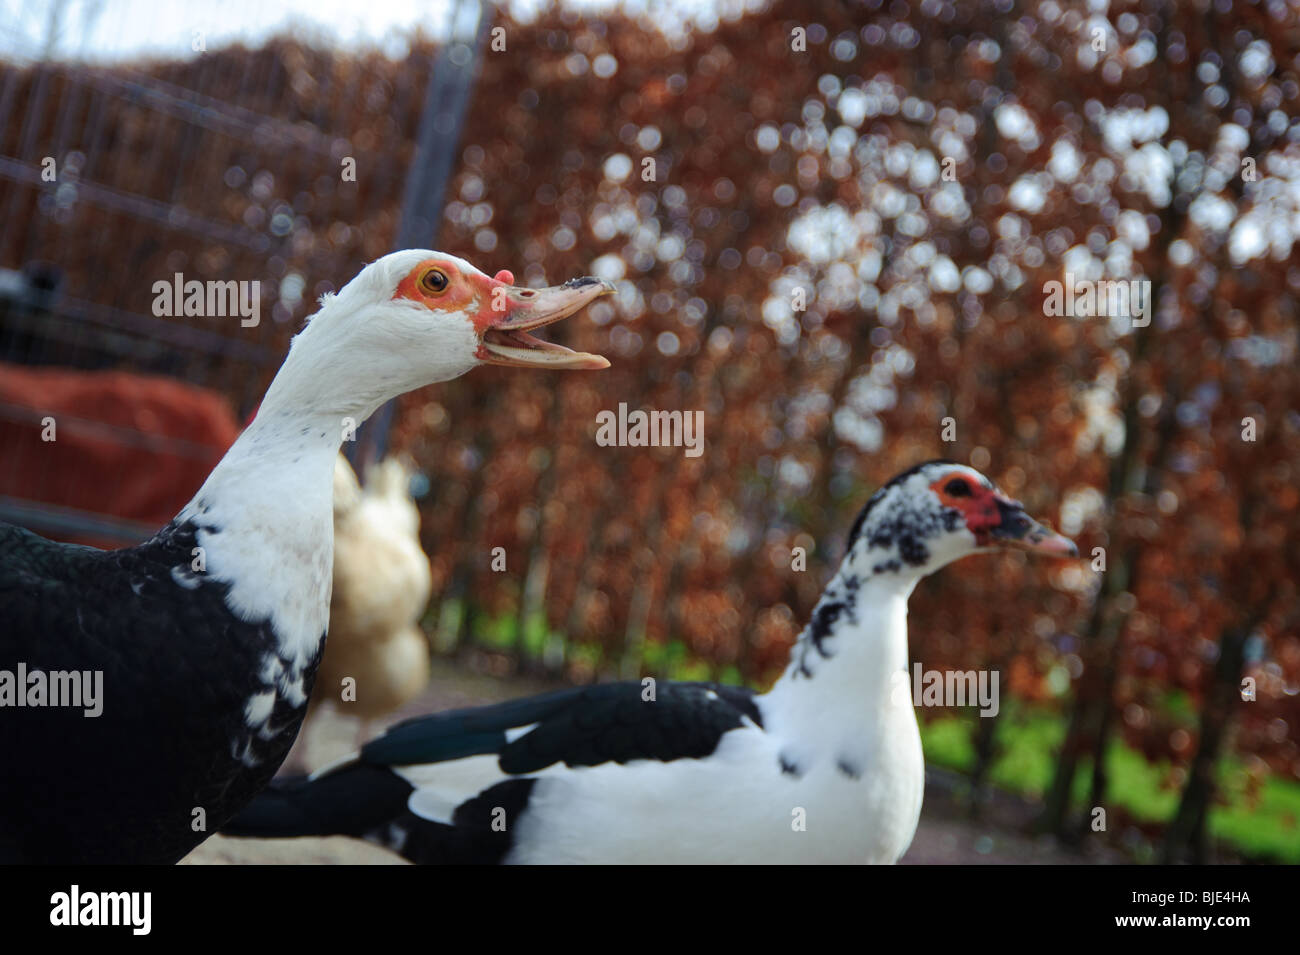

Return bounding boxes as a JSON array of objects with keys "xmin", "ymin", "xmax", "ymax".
[
  {"xmin": 0, "ymin": 250, "xmax": 610, "ymax": 864},
  {"xmin": 225, "ymin": 461, "xmax": 1076, "ymax": 864}
]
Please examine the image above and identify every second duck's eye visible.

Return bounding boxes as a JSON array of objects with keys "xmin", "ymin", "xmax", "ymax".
[
  {"xmin": 944, "ymin": 478, "xmax": 972, "ymax": 497},
  {"xmin": 418, "ymin": 268, "xmax": 449, "ymax": 295}
]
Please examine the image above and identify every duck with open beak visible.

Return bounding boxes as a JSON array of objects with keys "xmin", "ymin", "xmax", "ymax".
[{"xmin": 475, "ymin": 269, "xmax": 613, "ymax": 370}]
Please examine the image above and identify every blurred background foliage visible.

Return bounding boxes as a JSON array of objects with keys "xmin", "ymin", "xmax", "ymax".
[{"xmin": 1, "ymin": 0, "xmax": 1297, "ymax": 862}]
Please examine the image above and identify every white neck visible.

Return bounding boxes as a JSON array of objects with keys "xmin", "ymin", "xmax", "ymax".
[
  {"xmin": 254, "ymin": 321, "xmax": 399, "ymax": 426},
  {"xmin": 759, "ymin": 562, "xmax": 922, "ymax": 770},
  {"xmin": 157, "ymin": 253, "xmax": 484, "ymax": 716},
  {"xmin": 175, "ymin": 347, "xmax": 356, "ymax": 692}
]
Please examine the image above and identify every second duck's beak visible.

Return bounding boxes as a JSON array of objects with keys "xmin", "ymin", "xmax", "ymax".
[{"xmin": 990, "ymin": 498, "xmax": 1078, "ymax": 557}]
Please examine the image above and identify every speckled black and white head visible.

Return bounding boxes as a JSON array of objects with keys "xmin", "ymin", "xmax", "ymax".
[
  {"xmin": 844, "ymin": 460, "xmax": 1077, "ymax": 577},
  {"xmin": 785, "ymin": 460, "xmax": 1077, "ymax": 684}
]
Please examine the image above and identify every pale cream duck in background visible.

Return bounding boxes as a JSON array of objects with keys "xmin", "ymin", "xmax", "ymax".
[{"xmin": 296, "ymin": 455, "xmax": 434, "ymax": 763}]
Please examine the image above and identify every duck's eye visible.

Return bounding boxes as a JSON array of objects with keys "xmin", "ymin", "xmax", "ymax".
[
  {"xmin": 418, "ymin": 268, "xmax": 449, "ymax": 295},
  {"xmin": 944, "ymin": 478, "xmax": 972, "ymax": 497}
]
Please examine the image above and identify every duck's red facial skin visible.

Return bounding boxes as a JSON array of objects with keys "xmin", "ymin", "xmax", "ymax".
[
  {"xmin": 392, "ymin": 257, "xmax": 506, "ymax": 330},
  {"xmin": 394, "ymin": 257, "xmax": 611, "ymax": 369},
  {"xmin": 932, "ymin": 471, "xmax": 1078, "ymax": 556},
  {"xmin": 931, "ymin": 474, "xmax": 1004, "ymax": 545}
]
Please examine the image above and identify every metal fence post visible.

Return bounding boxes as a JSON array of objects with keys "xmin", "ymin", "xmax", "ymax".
[{"xmin": 348, "ymin": 0, "xmax": 490, "ymax": 476}]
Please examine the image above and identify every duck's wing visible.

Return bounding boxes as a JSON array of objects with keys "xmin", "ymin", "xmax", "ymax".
[{"xmin": 223, "ymin": 679, "xmax": 764, "ymax": 862}]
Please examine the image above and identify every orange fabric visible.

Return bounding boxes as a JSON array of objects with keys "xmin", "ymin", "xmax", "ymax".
[{"xmin": 0, "ymin": 362, "xmax": 241, "ymax": 536}]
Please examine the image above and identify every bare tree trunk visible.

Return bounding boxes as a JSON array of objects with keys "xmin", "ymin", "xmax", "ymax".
[
  {"xmin": 512, "ymin": 444, "xmax": 559, "ymax": 666},
  {"xmin": 514, "ymin": 524, "xmax": 551, "ymax": 663},
  {"xmin": 433, "ymin": 397, "xmax": 501, "ymax": 656},
  {"xmin": 1040, "ymin": 539, "xmax": 1134, "ymax": 840},
  {"xmin": 1160, "ymin": 623, "xmax": 1250, "ymax": 864},
  {"xmin": 1077, "ymin": 377, "xmax": 1182, "ymax": 833},
  {"xmin": 967, "ymin": 612, "xmax": 1012, "ymax": 821},
  {"xmin": 561, "ymin": 458, "xmax": 625, "ymax": 650},
  {"xmin": 1038, "ymin": 0, "xmax": 1202, "ymax": 843},
  {"xmin": 967, "ymin": 702, "xmax": 1001, "ymax": 821}
]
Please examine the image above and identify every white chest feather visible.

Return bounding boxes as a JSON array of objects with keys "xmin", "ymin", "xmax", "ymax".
[
  {"xmin": 399, "ymin": 591, "xmax": 927, "ymax": 863},
  {"xmin": 191, "ymin": 497, "xmax": 334, "ymax": 674},
  {"xmin": 177, "ymin": 412, "xmax": 341, "ymax": 711},
  {"xmin": 501, "ymin": 707, "xmax": 922, "ymax": 864},
  {"xmin": 511, "ymin": 578, "xmax": 923, "ymax": 863}
]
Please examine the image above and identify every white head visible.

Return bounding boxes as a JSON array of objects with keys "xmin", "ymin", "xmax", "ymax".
[
  {"xmin": 262, "ymin": 249, "xmax": 612, "ymax": 421},
  {"xmin": 841, "ymin": 460, "xmax": 1077, "ymax": 580}
]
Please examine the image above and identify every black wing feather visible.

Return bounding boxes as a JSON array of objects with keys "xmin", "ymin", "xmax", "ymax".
[
  {"xmin": 362, "ymin": 680, "xmax": 762, "ymax": 774},
  {"xmin": 225, "ymin": 680, "xmax": 763, "ymax": 862}
]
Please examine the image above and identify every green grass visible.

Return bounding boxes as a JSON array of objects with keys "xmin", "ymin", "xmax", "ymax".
[
  {"xmin": 920, "ymin": 705, "xmax": 1300, "ymax": 863},
  {"xmin": 443, "ymin": 603, "xmax": 747, "ymax": 683},
  {"xmin": 1211, "ymin": 765, "xmax": 1300, "ymax": 859}
]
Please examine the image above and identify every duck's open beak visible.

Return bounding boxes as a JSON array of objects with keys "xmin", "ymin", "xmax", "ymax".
[
  {"xmin": 478, "ymin": 276, "xmax": 613, "ymax": 370},
  {"xmin": 990, "ymin": 498, "xmax": 1078, "ymax": 557}
]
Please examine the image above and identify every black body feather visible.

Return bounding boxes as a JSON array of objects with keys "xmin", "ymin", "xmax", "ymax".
[{"xmin": 0, "ymin": 521, "xmax": 318, "ymax": 864}]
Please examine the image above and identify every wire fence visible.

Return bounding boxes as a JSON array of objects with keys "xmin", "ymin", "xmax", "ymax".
[{"xmin": 0, "ymin": 0, "xmax": 486, "ymax": 542}]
